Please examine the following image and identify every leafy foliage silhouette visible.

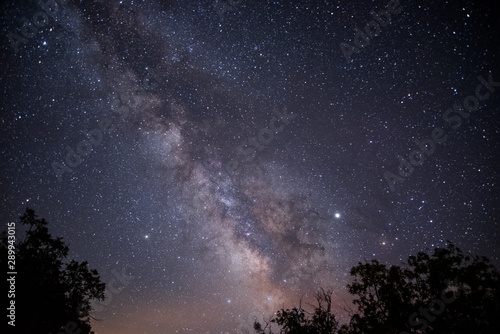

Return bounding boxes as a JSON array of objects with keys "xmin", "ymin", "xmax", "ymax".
[
  {"xmin": 252, "ymin": 288, "xmax": 340, "ymax": 334},
  {"xmin": 1, "ymin": 208, "xmax": 106, "ymax": 334},
  {"xmin": 252, "ymin": 243, "xmax": 500, "ymax": 334}
]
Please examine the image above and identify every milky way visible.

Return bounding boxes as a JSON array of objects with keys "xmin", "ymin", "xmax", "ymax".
[{"xmin": 1, "ymin": 0, "xmax": 499, "ymax": 333}]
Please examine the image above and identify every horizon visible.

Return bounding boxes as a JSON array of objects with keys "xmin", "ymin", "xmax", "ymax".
[{"xmin": 1, "ymin": 0, "xmax": 499, "ymax": 333}]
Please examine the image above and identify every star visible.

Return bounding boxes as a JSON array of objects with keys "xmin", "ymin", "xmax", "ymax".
[{"xmin": 2, "ymin": 0, "xmax": 497, "ymax": 333}]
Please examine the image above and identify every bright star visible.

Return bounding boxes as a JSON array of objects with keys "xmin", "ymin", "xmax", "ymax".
[{"xmin": 335, "ymin": 213, "xmax": 341, "ymax": 218}]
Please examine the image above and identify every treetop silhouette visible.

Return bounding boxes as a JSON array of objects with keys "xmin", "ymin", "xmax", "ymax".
[
  {"xmin": 1, "ymin": 208, "xmax": 106, "ymax": 334},
  {"xmin": 253, "ymin": 242, "xmax": 500, "ymax": 334}
]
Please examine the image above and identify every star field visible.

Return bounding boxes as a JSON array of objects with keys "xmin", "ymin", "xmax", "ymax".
[{"xmin": 1, "ymin": 0, "xmax": 499, "ymax": 333}]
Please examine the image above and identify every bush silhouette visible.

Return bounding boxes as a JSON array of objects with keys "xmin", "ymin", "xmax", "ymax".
[
  {"xmin": 1, "ymin": 208, "xmax": 106, "ymax": 334},
  {"xmin": 253, "ymin": 243, "xmax": 500, "ymax": 334}
]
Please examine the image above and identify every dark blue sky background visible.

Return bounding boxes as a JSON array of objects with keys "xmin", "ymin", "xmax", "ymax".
[{"xmin": 1, "ymin": 0, "xmax": 499, "ymax": 333}]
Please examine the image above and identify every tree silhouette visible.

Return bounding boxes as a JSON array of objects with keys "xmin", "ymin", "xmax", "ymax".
[
  {"xmin": 252, "ymin": 288, "xmax": 340, "ymax": 334},
  {"xmin": 1, "ymin": 208, "xmax": 106, "ymax": 334},
  {"xmin": 253, "ymin": 243, "xmax": 500, "ymax": 334}
]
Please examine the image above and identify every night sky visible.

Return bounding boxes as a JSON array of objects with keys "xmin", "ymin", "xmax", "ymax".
[{"xmin": 1, "ymin": 0, "xmax": 499, "ymax": 333}]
